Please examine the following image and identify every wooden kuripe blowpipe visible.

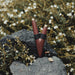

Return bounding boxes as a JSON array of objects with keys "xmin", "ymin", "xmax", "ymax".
[{"xmin": 32, "ymin": 18, "xmax": 47, "ymax": 57}]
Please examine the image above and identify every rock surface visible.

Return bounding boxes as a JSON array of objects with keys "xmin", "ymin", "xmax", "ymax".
[
  {"xmin": 10, "ymin": 29, "xmax": 66, "ymax": 75},
  {"xmin": 0, "ymin": 29, "xmax": 67, "ymax": 75},
  {"xmin": 10, "ymin": 56, "xmax": 67, "ymax": 75}
]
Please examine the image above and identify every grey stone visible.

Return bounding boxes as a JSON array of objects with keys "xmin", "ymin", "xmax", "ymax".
[
  {"xmin": 11, "ymin": 29, "xmax": 57, "ymax": 57},
  {"xmin": 10, "ymin": 57, "xmax": 67, "ymax": 75}
]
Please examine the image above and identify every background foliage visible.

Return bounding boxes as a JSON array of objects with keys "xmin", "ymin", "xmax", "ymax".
[{"xmin": 0, "ymin": 0, "xmax": 75, "ymax": 74}]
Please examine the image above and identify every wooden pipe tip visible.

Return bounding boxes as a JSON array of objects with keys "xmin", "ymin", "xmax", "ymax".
[
  {"xmin": 32, "ymin": 18, "xmax": 35, "ymax": 21},
  {"xmin": 44, "ymin": 24, "xmax": 47, "ymax": 27}
]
